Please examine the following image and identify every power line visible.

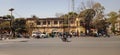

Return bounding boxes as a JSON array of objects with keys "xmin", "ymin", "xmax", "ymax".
[{"xmin": 13, "ymin": 11, "xmax": 23, "ymax": 18}]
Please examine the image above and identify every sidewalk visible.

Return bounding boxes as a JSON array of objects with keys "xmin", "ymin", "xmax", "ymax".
[
  {"xmin": 0, "ymin": 38, "xmax": 30, "ymax": 43},
  {"xmin": 0, "ymin": 38, "xmax": 30, "ymax": 45}
]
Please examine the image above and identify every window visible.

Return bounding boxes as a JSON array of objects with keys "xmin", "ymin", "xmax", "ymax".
[
  {"xmin": 54, "ymin": 21, "xmax": 58, "ymax": 24},
  {"xmin": 37, "ymin": 21, "xmax": 41, "ymax": 25},
  {"xmin": 43, "ymin": 21, "xmax": 46, "ymax": 25},
  {"xmin": 47, "ymin": 21, "xmax": 50, "ymax": 25},
  {"xmin": 70, "ymin": 20, "xmax": 74, "ymax": 24},
  {"xmin": 59, "ymin": 21, "xmax": 63, "ymax": 24}
]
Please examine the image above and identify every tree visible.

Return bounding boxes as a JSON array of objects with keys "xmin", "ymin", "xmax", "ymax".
[
  {"xmin": 77, "ymin": 0, "xmax": 95, "ymax": 12},
  {"xmin": 31, "ymin": 15, "xmax": 39, "ymax": 18},
  {"xmin": 59, "ymin": 12, "xmax": 78, "ymax": 32},
  {"xmin": 92, "ymin": 2, "xmax": 105, "ymax": 20},
  {"xmin": 92, "ymin": 2, "xmax": 105, "ymax": 12},
  {"xmin": 107, "ymin": 11, "xmax": 118, "ymax": 33},
  {"xmin": 78, "ymin": 9, "xmax": 96, "ymax": 35},
  {"xmin": 60, "ymin": 12, "xmax": 78, "ymax": 18},
  {"xmin": 12, "ymin": 18, "xmax": 27, "ymax": 34},
  {"xmin": 0, "ymin": 21, "xmax": 11, "ymax": 31},
  {"xmin": 92, "ymin": 2, "xmax": 107, "ymax": 33}
]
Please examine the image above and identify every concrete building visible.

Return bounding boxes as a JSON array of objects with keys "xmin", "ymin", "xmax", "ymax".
[{"xmin": 26, "ymin": 17, "xmax": 85, "ymax": 35}]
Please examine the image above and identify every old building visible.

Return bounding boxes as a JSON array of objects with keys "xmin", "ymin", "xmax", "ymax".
[{"xmin": 26, "ymin": 17, "xmax": 85, "ymax": 35}]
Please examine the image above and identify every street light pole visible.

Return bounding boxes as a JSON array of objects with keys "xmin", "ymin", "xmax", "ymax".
[
  {"xmin": 9, "ymin": 8, "xmax": 14, "ymax": 18},
  {"xmin": 9, "ymin": 8, "xmax": 14, "ymax": 38}
]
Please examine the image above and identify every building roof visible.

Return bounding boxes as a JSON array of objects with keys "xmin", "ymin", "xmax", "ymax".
[
  {"xmin": 26, "ymin": 17, "xmax": 76, "ymax": 21},
  {"xmin": 38, "ymin": 18, "xmax": 64, "ymax": 20},
  {"xmin": 26, "ymin": 18, "xmax": 64, "ymax": 21}
]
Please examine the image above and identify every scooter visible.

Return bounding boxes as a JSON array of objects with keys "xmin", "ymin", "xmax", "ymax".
[{"xmin": 61, "ymin": 35, "xmax": 70, "ymax": 42}]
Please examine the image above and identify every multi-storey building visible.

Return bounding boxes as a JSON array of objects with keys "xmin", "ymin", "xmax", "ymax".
[{"xmin": 26, "ymin": 17, "xmax": 85, "ymax": 35}]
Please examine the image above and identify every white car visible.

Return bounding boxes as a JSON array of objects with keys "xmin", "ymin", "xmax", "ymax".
[{"xmin": 32, "ymin": 31, "xmax": 41, "ymax": 38}]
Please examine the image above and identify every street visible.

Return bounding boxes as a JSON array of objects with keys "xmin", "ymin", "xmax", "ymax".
[{"xmin": 0, "ymin": 36, "xmax": 120, "ymax": 55}]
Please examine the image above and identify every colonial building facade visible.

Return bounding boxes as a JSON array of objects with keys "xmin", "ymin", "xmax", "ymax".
[{"xmin": 26, "ymin": 17, "xmax": 85, "ymax": 35}]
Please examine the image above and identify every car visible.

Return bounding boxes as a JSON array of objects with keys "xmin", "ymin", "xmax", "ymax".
[
  {"xmin": 32, "ymin": 31, "xmax": 41, "ymax": 38},
  {"xmin": 49, "ymin": 32, "xmax": 59, "ymax": 38}
]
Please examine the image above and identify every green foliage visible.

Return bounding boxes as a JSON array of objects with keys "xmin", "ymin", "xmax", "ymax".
[
  {"xmin": 107, "ymin": 12, "xmax": 118, "ymax": 24},
  {"xmin": 78, "ymin": 9, "xmax": 96, "ymax": 35},
  {"xmin": 92, "ymin": 2, "xmax": 105, "ymax": 14},
  {"xmin": 3, "ymin": 15, "xmax": 15, "ymax": 19},
  {"xmin": 12, "ymin": 18, "xmax": 27, "ymax": 33},
  {"xmin": 0, "ymin": 21, "xmax": 11, "ymax": 30},
  {"xmin": 107, "ymin": 11, "xmax": 118, "ymax": 32},
  {"xmin": 79, "ymin": 9, "xmax": 96, "ymax": 20},
  {"xmin": 60, "ymin": 12, "xmax": 78, "ymax": 18},
  {"xmin": 79, "ymin": 9, "xmax": 96, "ymax": 26},
  {"xmin": 59, "ymin": 12, "xmax": 78, "ymax": 28}
]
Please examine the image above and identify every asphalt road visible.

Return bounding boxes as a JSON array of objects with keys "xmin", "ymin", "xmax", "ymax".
[{"xmin": 0, "ymin": 36, "xmax": 120, "ymax": 55}]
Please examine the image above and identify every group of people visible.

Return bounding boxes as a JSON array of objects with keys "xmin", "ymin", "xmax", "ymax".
[{"xmin": 58, "ymin": 32, "xmax": 71, "ymax": 42}]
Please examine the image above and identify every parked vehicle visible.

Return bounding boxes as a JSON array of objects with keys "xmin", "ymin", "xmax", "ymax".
[
  {"xmin": 40, "ymin": 32, "xmax": 49, "ymax": 38},
  {"xmin": 49, "ymin": 31, "xmax": 59, "ymax": 38},
  {"xmin": 32, "ymin": 31, "xmax": 41, "ymax": 38}
]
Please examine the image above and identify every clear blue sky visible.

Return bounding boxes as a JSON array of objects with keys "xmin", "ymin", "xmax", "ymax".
[{"xmin": 0, "ymin": 0, "xmax": 120, "ymax": 18}]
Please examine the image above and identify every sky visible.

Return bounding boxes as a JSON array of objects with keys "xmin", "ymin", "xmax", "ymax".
[{"xmin": 0, "ymin": 0, "xmax": 120, "ymax": 18}]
